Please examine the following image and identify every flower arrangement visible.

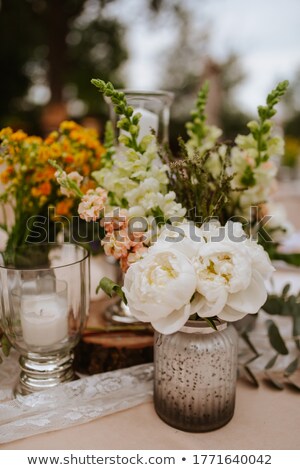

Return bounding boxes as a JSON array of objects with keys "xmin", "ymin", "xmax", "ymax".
[
  {"xmin": 52, "ymin": 78, "xmax": 291, "ymax": 336},
  {"xmin": 0, "ymin": 121, "xmax": 104, "ymax": 252}
]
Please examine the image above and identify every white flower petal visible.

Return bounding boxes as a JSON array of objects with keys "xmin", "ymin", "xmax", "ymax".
[
  {"xmin": 152, "ymin": 303, "xmax": 191, "ymax": 334},
  {"xmin": 226, "ymin": 271, "xmax": 267, "ymax": 314},
  {"xmin": 218, "ymin": 305, "xmax": 248, "ymax": 322}
]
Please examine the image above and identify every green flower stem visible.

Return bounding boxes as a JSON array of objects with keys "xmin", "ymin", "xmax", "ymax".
[{"xmin": 49, "ymin": 160, "xmax": 83, "ymax": 198}]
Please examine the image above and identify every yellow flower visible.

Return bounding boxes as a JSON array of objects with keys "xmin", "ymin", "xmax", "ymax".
[
  {"xmin": 0, "ymin": 127, "xmax": 13, "ymax": 139},
  {"xmin": 11, "ymin": 130, "xmax": 28, "ymax": 142},
  {"xmin": 59, "ymin": 121, "xmax": 80, "ymax": 132}
]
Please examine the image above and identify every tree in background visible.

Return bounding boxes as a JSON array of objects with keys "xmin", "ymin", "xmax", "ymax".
[
  {"xmin": 155, "ymin": 1, "xmax": 250, "ymax": 149},
  {"xmin": 0, "ymin": 0, "xmax": 128, "ymax": 134}
]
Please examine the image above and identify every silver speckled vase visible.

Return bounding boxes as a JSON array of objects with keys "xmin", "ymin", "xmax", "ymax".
[{"xmin": 154, "ymin": 320, "xmax": 238, "ymax": 432}]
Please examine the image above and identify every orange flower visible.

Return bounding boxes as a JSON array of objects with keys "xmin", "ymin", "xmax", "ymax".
[
  {"xmin": 0, "ymin": 166, "xmax": 14, "ymax": 184},
  {"xmin": 31, "ymin": 182, "xmax": 52, "ymax": 198},
  {"xmin": 56, "ymin": 199, "xmax": 74, "ymax": 216},
  {"xmin": 65, "ymin": 155, "xmax": 74, "ymax": 164},
  {"xmin": 44, "ymin": 131, "xmax": 58, "ymax": 145}
]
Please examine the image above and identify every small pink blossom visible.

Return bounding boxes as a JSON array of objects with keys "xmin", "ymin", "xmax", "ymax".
[
  {"xmin": 101, "ymin": 209, "xmax": 128, "ymax": 233},
  {"xmin": 102, "ymin": 229, "xmax": 132, "ymax": 259},
  {"xmin": 78, "ymin": 187, "xmax": 107, "ymax": 222}
]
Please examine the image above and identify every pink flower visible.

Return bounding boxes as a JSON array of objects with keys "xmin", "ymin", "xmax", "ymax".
[
  {"xmin": 102, "ymin": 229, "xmax": 132, "ymax": 259},
  {"xmin": 101, "ymin": 209, "xmax": 128, "ymax": 233},
  {"xmin": 78, "ymin": 187, "xmax": 107, "ymax": 222}
]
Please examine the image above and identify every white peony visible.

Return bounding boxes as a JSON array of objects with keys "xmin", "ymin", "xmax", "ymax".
[
  {"xmin": 192, "ymin": 222, "xmax": 275, "ymax": 321},
  {"xmin": 123, "ymin": 249, "xmax": 197, "ymax": 334}
]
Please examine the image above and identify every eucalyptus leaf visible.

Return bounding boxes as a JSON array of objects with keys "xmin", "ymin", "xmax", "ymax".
[
  {"xmin": 272, "ymin": 252, "xmax": 300, "ymax": 267},
  {"xmin": 264, "ymin": 354, "xmax": 278, "ymax": 370},
  {"xmin": 282, "ymin": 284, "xmax": 291, "ymax": 297},
  {"xmin": 284, "ymin": 357, "xmax": 299, "ymax": 377},
  {"xmin": 96, "ymin": 277, "xmax": 127, "ymax": 304},
  {"xmin": 292, "ymin": 315, "xmax": 300, "ymax": 350},
  {"xmin": 262, "ymin": 296, "xmax": 284, "ymax": 316},
  {"xmin": 266, "ymin": 319, "xmax": 289, "ymax": 355},
  {"xmin": 243, "ymin": 365, "xmax": 259, "ymax": 388},
  {"xmin": 241, "ymin": 331, "xmax": 260, "ymax": 356}
]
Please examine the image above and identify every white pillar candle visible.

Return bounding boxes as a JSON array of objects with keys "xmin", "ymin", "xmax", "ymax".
[
  {"xmin": 134, "ymin": 107, "xmax": 159, "ymax": 140},
  {"xmin": 21, "ymin": 292, "xmax": 68, "ymax": 347}
]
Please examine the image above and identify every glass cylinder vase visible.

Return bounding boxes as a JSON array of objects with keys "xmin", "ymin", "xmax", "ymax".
[
  {"xmin": 0, "ymin": 243, "xmax": 90, "ymax": 396},
  {"xmin": 104, "ymin": 89, "xmax": 174, "ymax": 324},
  {"xmin": 154, "ymin": 320, "xmax": 238, "ymax": 432},
  {"xmin": 105, "ymin": 90, "xmax": 174, "ymax": 144}
]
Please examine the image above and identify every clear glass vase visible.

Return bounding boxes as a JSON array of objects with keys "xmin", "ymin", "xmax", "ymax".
[
  {"xmin": 105, "ymin": 89, "xmax": 174, "ymax": 324},
  {"xmin": 0, "ymin": 243, "xmax": 90, "ymax": 396},
  {"xmin": 154, "ymin": 320, "xmax": 238, "ymax": 432},
  {"xmin": 105, "ymin": 90, "xmax": 174, "ymax": 144}
]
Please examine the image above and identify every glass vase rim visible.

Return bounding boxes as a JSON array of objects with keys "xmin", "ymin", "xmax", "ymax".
[
  {"xmin": 105, "ymin": 89, "xmax": 174, "ymax": 103},
  {"xmin": 180, "ymin": 319, "xmax": 228, "ymax": 334},
  {"xmin": 0, "ymin": 243, "xmax": 89, "ymax": 272}
]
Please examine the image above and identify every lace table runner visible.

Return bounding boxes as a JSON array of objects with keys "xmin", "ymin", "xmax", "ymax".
[{"xmin": 0, "ymin": 361, "xmax": 153, "ymax": 444}]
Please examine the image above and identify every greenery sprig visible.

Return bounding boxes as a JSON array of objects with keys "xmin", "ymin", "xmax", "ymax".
[
  {"xmin": 252, "ymin": 80, "xmax": 289, "ymax": 165},
  {"xmin": 101, "ymin": 121, "xmax": 115, "ymax": 168},
  {"xmin": 91, "ymin": 79, "xmax": 145, "ymax": 153},
  {"xmin": 0, "ymin": 330, "xmax": 12, "ymax": 364},
  {"xmin": 185, "ymin": 81, "xmax": 209, "ymax": 147},
  {"xmin": 165, "ymin": 141, "xmax": 235, "ymax": 225},
  {"xmin": 239, "ymin": 283, "xmax": 300, "ymax": 391}
]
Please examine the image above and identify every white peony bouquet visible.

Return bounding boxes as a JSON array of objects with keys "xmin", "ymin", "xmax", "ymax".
[{"xmin": 123, "ymin": 221, "xmax": 274, "ymax": 334}]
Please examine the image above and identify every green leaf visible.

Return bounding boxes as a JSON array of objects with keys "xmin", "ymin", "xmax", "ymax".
[
  {"xmin": 241, "ymin": 331, "xmax": 260, "ymax": 356},
  {"xmin": 96, "ymin": 277, "xmax": 127, "ymax": 304},
  {"xmin": 293, "ymin": 315, "xmax": 300, "ymax": 349},
  {"xmin": 262, "ymin": 296, "xmax": 284, "ymax": 316},
  {"xmin": 203, "ymin": 317, "xmax": 217, "ymax": 330},
  {"xmin": 1, "ymin": 334, "xmax": 12, "ymax": 357},
  {"xmin": 243, "ymin": 365, "xmax": 259, "ymax": 388},
  {"xmin": 266, "ymin": 319, "xmax": 289, "ymax": 355},
  {"xmin": 272, "ymin": 252, "xmax": 300, "ymax": 267},
  {"xmin": 284, "ymin": 357, "xmax": 299, "ymax": 377},
  {"xmin": 264, "ymin": 354, "xmax": 278, "ymax": 370},
  {"xmin": 282, "ymin": 284, "xmax": 291, "ymax": 297}
]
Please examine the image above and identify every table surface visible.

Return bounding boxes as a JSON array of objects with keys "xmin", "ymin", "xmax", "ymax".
[
  {"xmin": 1, "ymin": 378, "xmax": 299, "ymax": 450},
  {"xmin": 1, "ymin": 237, "xmax": 300, "ymax": 451}
]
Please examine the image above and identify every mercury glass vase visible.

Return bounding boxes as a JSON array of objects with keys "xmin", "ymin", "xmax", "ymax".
[
  {"xmin": 0, "ymin": 243, "xmax": 90, "ymax": 396},
  {"xmin": 154, "ymin": 320, "xmax": 238, "ymax": 432}
]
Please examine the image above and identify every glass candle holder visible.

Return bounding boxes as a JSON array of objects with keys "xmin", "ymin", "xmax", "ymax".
[
  {"xmin": 0, "ymin": 243, "xmax": 90, "ymax": 396},
  {"xmin": 105, "ymin": 90, "xmax": 174, "ymax": 144}
]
